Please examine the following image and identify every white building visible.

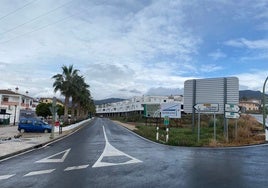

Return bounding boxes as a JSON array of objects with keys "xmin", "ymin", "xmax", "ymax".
[
  {"xmin": 96, "ymin": 95, "xmax": 183, "ymax": 117},
  {"xmin": 0, "ymin": 89, "xmax": 34, "ymax": 125}
]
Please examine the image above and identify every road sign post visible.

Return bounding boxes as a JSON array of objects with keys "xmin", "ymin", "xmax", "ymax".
[
  {"xmin": 156, "ymin": 126, "xmax": 159, "ymax": 141},
  {"xmin": 49, "ymin": 97, "xmax": 58, "ymax": 139},
  {"xmin": 163, "ymin": 116, "xmax": 169, "ymax": 143},
  {"xmin": 213, "ymin": 112, "xmax": 216, "ymax": 141},
  {"xmin": 197, "ymin": 112, "xmax": 200, "ymax": 142},
  {"xmin": 225, "ymin": 104, "xmax": 240, "ymax": 142},
  {"xmin": 194, "ymin": 103, "xmax": 219, "ymax": 142}
]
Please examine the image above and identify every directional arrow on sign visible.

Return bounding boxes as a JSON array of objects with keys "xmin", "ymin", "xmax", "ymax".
[
  {"xmin": 225, "ymin": 104, "xmax": 240, "ymax": 112},
  {"xmin": 194, "ymin": 103, "xmax": 219, "ymax": 112},
  {"xmin": 225, "ymin": 112, "xmax": 240, "ymax": 119}
]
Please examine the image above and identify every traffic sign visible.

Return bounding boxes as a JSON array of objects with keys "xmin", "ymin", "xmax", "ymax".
[
  {"xmin": 160, "ymin": 103, "xmax": 181, "ymax": 118},
  {"xmin": 225, "ymin": 104, "xmax": 240, "ymax": 112},
  {"xmin": 225, "ymin": 112, "xmax": 240, "ymax": 119},
  {"xmin": 194, "ymin": 103, "xmax": 219, "ymax": 112},
  {"xmin": 164, "ymin": 116, "xmax": 169, "ymax": 126}
]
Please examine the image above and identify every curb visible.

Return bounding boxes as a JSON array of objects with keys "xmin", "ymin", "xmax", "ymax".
[{"xmin": 0, "ymin": 118, "xmax": 94, "ymax": 161}]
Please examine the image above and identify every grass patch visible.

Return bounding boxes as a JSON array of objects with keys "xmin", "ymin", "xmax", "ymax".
[{"xmin": 130, "ymin": 114, "xmax": 265, "ymax": 147}]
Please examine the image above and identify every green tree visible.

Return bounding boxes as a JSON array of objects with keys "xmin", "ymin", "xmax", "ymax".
[
  {"xmin": 52, "ymin": 65, "xmax": 79, "ymax": 122},
  {"xmin": 36, "ymin": 103, "xmax": 51, "ymax": 118},
  {"xmin": 57, "ymin": 104, "xmax": 64, "ymax": 117}
]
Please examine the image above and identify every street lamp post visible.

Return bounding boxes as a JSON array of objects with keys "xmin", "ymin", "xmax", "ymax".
[
  {"xmin": 13, "ymin": 105, "xmax": 17, "ymax": 126},
  {"xmin": 263, "ymin": 76, "xmax": 268, "ymax": 129}
]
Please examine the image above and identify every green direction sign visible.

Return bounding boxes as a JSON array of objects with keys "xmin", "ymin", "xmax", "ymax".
[
  {"xmin": 164, "ymin": 116, "xmax": 169, "ymax": 126},
  {"xmin": 225, "ymin": 112, "xmax": 240, "ymax": 119},
  {"xmin": 225, "ymin": 104, "xmax": 240, "ymax": 112}
]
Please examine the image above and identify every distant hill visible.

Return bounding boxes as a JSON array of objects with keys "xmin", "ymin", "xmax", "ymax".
[
  {"xmin": 239, "ymin": 90, "xmax": 265, "ymax": 100},
  {"xmin": 94, "ymin": 98, "xmax": 125, "ymax": 105},
  {"xmin": 93, "ymin": 90, "xmax": 265, "ymax": 105}
]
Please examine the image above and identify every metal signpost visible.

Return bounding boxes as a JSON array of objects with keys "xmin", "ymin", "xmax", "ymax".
[
  {"xmin": 155, "ymin": 103, "xmax": 181, "ymax": 143},
  {"xmin": 194, "ymin": 103, "xmax": 219, "ymax": 142},
  {"xmin": 184, "ymin": 77, "xmax": 239, "ymax": 138},
  {"xmin": 49, "ymin": 97, "xmax": 58, "ymax": 139},
  {"xmin": 225, "ymin": 104, "xmax": 240, "ymax": 141}
]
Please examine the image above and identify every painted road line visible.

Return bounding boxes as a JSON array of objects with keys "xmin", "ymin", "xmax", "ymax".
[
  {"xmin": 0, "ymin": 174, "xmax": 15, "ymax": 180},
  {"xmin": 36, "ymin": 148, "xmax": 71, "ymax": 163},
  {"xmin": 24, "ymin": 169, "xmax": 55, "ymax": 177},
  {"xmin": 64, "ymin": 165, "xmax": 89, "ymax": 171},
  {"xmin": 92, "ymin": 126, "xmax": 142, "ymax": 168}
]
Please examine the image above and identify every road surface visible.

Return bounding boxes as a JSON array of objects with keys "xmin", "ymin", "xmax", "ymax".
[{"xmin": 1, "ymin": 118, "xmax": 268, "ymax": 188}]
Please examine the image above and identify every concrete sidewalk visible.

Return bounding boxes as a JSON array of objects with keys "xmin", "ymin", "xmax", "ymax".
[{"xmin": 0, "ymin": 118, "xmax": 93, "ymax": 160}]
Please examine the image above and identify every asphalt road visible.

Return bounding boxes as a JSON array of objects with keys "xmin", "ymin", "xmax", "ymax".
[{"xmin": 1, "ymin": 118, "xmax": 268, "ymax": 188}]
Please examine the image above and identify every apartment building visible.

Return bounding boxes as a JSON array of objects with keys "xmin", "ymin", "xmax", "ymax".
[
  {"xmin": 96, "ymin": 95, "xmax": 183, "ymax": 117},
  {"xmin": 239, "ymin": 99, "xmax": 261, "ymax": 112},
  {"xmin": 39, "ymin": 97, "xmax": 64, "ymax": 106},
  {"xmin": 0, "ymin": 89, "xmax": 34, "ymax": 125}
]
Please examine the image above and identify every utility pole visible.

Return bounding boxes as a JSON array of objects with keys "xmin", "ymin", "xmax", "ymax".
[{"xmin": 49, "ymin": 97, "xmax": 58, "ymax": 139}]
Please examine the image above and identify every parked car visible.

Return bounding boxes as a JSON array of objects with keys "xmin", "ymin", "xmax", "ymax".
[{"xmin": 18, "ymin": 118, "xmax": 52, "ymax": 133}]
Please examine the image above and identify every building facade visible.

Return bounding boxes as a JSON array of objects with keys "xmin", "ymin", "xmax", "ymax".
[
  {"xmin": 239, "ymin": 100, "xmax": 261, "ymax": 112},
  {"xmin": 39, "ymin": 98, "xmax": 64, "ymax": 106},
  {"xmin": 0, "ymin": 89, "xmax": 34, "ymax": 125},
  {"xmin": 96, "ymin": 95, "xmax": 183, "ymax": 117}
]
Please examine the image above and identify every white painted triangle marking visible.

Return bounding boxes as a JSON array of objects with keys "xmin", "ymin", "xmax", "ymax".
[
  {"xmin": 92, "ymin": 126, "xmax": 142, "ymax": 168},
  {"xmin": 0, "ymin": 174, "xmax": 15, "ymax": 180},
  {"xmin": 36, "ymin": 148, "xmax": 71, "ymax": 163}
]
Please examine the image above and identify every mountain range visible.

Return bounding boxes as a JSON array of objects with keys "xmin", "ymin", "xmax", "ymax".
[{"xmin": 94, "ymin": 90, "xmax": 267, "ymax": 105}]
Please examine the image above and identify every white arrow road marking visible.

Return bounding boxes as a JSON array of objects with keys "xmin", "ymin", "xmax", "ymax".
[
  {"xmin": 24, "ymin": 169, "xmax": 55, "ymax": 177},
  {"xmin": 92, "ymin": 126, "xmax": 142, "ymax": 168},
  {"xmin": 0, "ymin": 174, "xmax": 15, "ymax": 180},
  {"xmin": 64, "ymin": 165, "xmax": 89, "ymax": 171},
  {"xmin": 36, "ymin": 148, "xmax": 71, "ymax": 163}
]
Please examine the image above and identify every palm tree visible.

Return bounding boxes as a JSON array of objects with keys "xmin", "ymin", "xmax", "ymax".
[
  {"xmin": 71, "ymin": 75, "xmax": 92, "ymax": 120},
  {"xmin": 52, "ymin": 65, "xmax": 79, "ymax": 122}
]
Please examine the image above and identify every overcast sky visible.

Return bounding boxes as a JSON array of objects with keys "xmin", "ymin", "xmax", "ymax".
[{"xmin": 0, "ymin": 0, "xmax": 268, "ymax": 100}]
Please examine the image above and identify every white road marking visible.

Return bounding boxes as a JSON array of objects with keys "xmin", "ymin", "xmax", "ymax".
[
  {"xmin": 24, "ymin": 169, "xmax": 55, "ymax": 177},
  {"xmin": 64, "ymin": 165, "xmax": 89, "ymax": 171},
  {"xmin": 92, "ymin": 126, "xmax": 142, "ymax": 168},
  {"xmin": 36, "ymin": 148, "xmax": 71, "ymax": 163},
  {"xmin": 0, "ymin": 174, "xmax": 15, "ymax": 180}
]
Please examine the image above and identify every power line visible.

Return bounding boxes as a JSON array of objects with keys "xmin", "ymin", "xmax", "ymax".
[
  {"xmin": 0, "ymin": 0, "xmax": 73, "ymax": 36},
  {"xmin": 0, "ymin": 15, "xmax": 71, "ymax": 44},
  {"xmin": 0, "ymin": 0, "xmax": 39, "ymax": 21}
]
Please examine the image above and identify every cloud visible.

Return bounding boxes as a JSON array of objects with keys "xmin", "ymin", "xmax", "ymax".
[
  {"xmin": 1, "ymin": 0, "xmax": 268, "ymax": 100},
  {"xmin": 146, "ymin": 87, "xmax": 183, "ymax": 96},
  {"xmin": 208, "ymin": 49, "xmax": 226, "ymax": 60},
  {"xmin": 235, "ymin": 71, "xmax": 268, "ymax": 91},
  {"xmin": 199, "ymin": 64, "xmax": 223, "ymax": 73},
  {"xmin": 225, "ymin": 38, "xmax": 268, "ymax": 49}
]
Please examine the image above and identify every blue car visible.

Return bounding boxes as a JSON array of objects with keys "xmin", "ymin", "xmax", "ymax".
[{"xmin": 18, "ymin": 118, "xmax": 52, "ymax": 133}]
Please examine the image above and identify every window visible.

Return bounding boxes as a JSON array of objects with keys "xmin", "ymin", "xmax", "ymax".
[
  {"xmin": 3, "ymin": 97, "xmax": 8, "ymax": 102},
  {"xmin": 26, "ymin": 120, "xmax": 33, "ymax": 124},
  {"xmin": 20, "ymin": 120, "xmax": 27, "ymax": 124}
]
